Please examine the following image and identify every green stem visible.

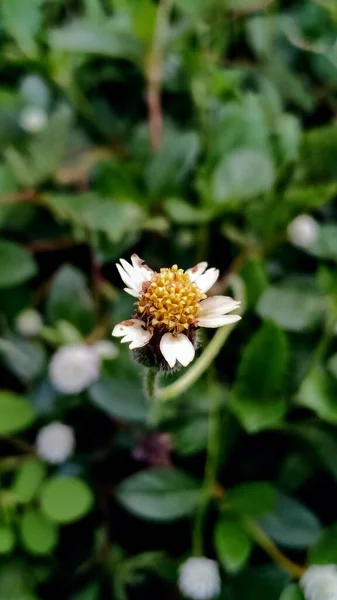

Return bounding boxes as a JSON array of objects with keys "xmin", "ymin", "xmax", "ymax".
[
  {"xmin": 243, "ymin": 517, "xmax": 305, "ymax": 579},
  {"xmin": 144, "ymin": 368, "xmax": 158, "ymax": 401},
  {"xmin": 155, "ymin": 323, "xmax": 236, "ymax": 401},
  {"xmin": 192, "ymin": 371, "xmax": 220, "ymax": 556}
]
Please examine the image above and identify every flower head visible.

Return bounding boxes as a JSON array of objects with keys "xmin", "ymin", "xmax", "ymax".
[
  {"xmin": 112, "ymin": 255, "xmax": 240, "ymax": 370},
  {"xmin": 36, "ymin": 422, "xmax": 75, "ymax": 464},
  {"xmin": 16, "ymin": 308, "xmax": 43, "ymax": 337},
  {"xmin": 300, "ymin": 565, "xmax": 337, "ymax": 600},
  {"xmin": 178, "ymin": 557, "xmax": 221, "ymax": 600},
  {"xmin": 49, "ymin": 344, "xmax": 100, "ymax": 394},
  {"xmin": 287, "ymin": 214, "xmax": 319, "ymax": 249}
]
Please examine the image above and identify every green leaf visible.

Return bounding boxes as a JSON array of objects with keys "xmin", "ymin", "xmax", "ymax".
[
  {"xmin": 231, "ymin": 565, "xmax": 290, "ymax": 599},
  {"xmin": 40, "ymin": 477, "xmax": 94, "ymax": 524},
  {"xmin": 89, "ymin": 377, "xmax": 147, "ymax": 423},
  {"xmin": 225, "ymin": 482, "xmax": 277, "ymax": 517},
  {"xmin": 164, "ymin": 198, "xmax": 213, "ymax": 225},
  {"xmin": 0, "ymin": 527, "xmax": 15, "ymax": 554},
  {"xmin": 301, "ymin": 124, "xmax": 337, "ymax": 182},
  {"xmin": 146, "ymin": 130, "xmax": 200, "ymax": 196},
  {"xmin": 115, "ymin": 468, "xmax": 200, "ymax": 521},
  {"xmin": 309, "ymin": 523, "xmax": 337, "ymax": 564},
  {"xmin": 297, "ymin": 367, "xmax": 337, "ymax": 424},
  {"xmin": 172, "ymin": 417, "xmax": 208, "ymax": 456},
  {"xmin": 0, "ymin": 338, "xmax": 46, "ymax": 383},
  {"xmin": 0, "ymin": 560, "xmax": 38, "ymax": 598},
  {"xmin": 284, "ymin": 183, "xmax": 337, "ymax": 211},
  {"xmin": 0, "ymin": 392, "xmax": 35, "ymax": 434},
  {"xmin": 71, "ymin": 582, "xmax": 100, "ymax": 600},
  {"xmin": 0, "ymin": 241, "xmax": 36, "ymax": 288},
  {"xmin": 1, "ymin": 0, "xmax": 41, "ymax": 56},
  {"xmin": 235, "ymin": 322, "xmax": 288, "ymax": 400},
  {"xmin": 27, "ymin": 106, "xmax": 72, "ymax": 185},
  {"xmin": 259, "ymin": 493, "xmax": 322, "ymax": 549},
  {"xmin": 49, "ymin": 18, "xmax": 141, "ymax": 61},
  {"xmin": 231, "ymin": 322, "xmax": 288, "ymax": 432},
  {"xmin": 280, "ymin": 585, "xmax": 305, "ymax": 600},
  {"xmin": 44, "ymin": 193, "xmax": 145, "ymax": 244},
  {"xmin": 310, "ymin": 224, "xmax": 337, "ymax": 261},
  {"xmin": 46, "ymin": 265, "xmax": 95, "ymax": 335},
  {"xmin": 12, "ymin": 459, "xmax": 47, "ymax": 503},
  {"xmin": 241, "ymin": 257, "xmax": 268, "ymax": 309},
  {"xmin": 293, "ymin": 425, "xmax": 337, "ymax": 481},
  {"xmin": 214, "ymin": 517, "xmax": 252, "ymax": 573},
  {"xmin": 212, "ymin": 148, "xmax": 275, "ymax": 204},
  {"xmin": 230, "ymin": 396, "xmax": 287, "ymax": 433},
  {"xmin": 257, "ymin": 280, "xmax": 324, "ymax": 332},
  {"xmin": 20, "ymin": 510, "xmax": 58, "ymax": 555}
]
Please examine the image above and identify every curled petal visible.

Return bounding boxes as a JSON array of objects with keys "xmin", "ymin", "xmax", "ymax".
[
  {"xmin": 112, "ymin": 319, "xmax": 152, "ymax": 349},
  {"xmin": 197, "ymin": 314, "xmax": 241, "ymax": 328},
  {"xmin": 116, "ymin": 255, "xmax": 152, "ymax": 298},
  {"xmin": 160, "ymin": 333, "xmax": 195, "ymax": 368},
  {"xmin": 198, "ymin": 296, "xmax": 241, "ymax": 316},
  {"xmin": 185, "ymin": 261, "xmax": 208, "ymax": 283},
  {"xmin": 195, "ymin": 268, "xmax": 220, "ymax": 293}
]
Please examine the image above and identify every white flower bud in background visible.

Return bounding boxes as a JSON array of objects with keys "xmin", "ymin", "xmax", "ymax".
[
  {"xmin": 178, "ymin": 557, "xmax": 221, "ymax": 600},
  {"xmin": 36, "ymin": 422, "xmax": 75, "ymax": 464},
  {"xmin": 92, "ymin": 340, "xmax": 118, "ymax": 361},
  {"xmin": 15, "ymin": 308, "xmax": 43, "ymax": 337},
  {"xmin": 287, "ymin": 214, "xmax": 319, "ymax": 249},
  {"xmin": 300, "ymin": 565, "xmax": 337, "ymax": 600},
  {"xmin": 19, "ymin": 106, "xmax": 48, "ymax": 133},
  {"xmin": 49, "ymin": 344, "xmax": 100, "ymax": 394}
]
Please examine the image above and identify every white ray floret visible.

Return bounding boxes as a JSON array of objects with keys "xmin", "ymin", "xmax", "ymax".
[
  {"xmin": 116, "ymin": 254, "xmax": 153, "ymax": 298},
  {"xmin": 112, "ymin": 319, "xmax": 153, "ymax": 350},
  {"xmin": 160, "ymin": 333, "xmax": 195, "ymax": 368}
]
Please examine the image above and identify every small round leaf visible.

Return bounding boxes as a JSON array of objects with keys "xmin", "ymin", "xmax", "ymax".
[
  {"xmin": 40, "ymin": 476, "xmax": 94, "ymax": 524},
  {"xmin": 0, "ymin": 526, "xmax": 15, "ymax": 554},
  {"xmin": 20, "ymin": 510, "xmax": 58, "ymax": 555},
  {"xmin": 0, "ymin": 392, "xmax": 35, "ymax": 434}
]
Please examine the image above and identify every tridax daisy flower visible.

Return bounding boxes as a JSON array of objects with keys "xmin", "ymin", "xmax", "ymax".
[{"xmin": 112, "ymin": 255, "xmax": 241, "ymax": 370}]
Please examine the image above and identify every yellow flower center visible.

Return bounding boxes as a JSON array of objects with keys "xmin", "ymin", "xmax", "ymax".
[{"xmin": 137, "ymin": 264, "xmax": 206, "ymax": 334}]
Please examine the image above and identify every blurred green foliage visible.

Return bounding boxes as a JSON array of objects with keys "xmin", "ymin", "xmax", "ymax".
[{"xmin": 0, "ymin": 0, "xmax": 337, "ymax": 598}]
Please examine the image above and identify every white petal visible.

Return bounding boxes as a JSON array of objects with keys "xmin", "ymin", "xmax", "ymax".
[
  {"xmin": 185, "ymin": 261, "xmax": 208, "ymax": 283},
  {"xmin": 197, "ymin": 314, "xmax": 241, "ymax": 328},
  {"xmin": 195, "ymin": 268, "xmax": 220, "ymax": 293},
  {"xmin": 116, "ymin": 263, "xmax": 139, "ymax": 291},
  {"xmin": 112, "ymin": 319, "xmax": 152, "ymax": 349},
  {"xmin": 123, "ymin": 287, "xmax": 140, "ymax": 298},
  {"xmin": 160, "ymin": 333, "xmax": 195, "ymax": 368},
  {"xmin": 198, "ymin": 296, "xmax": 241, "ymax": 316},
  {"xmin": 116, "ymin": 256, "xmax": 152, "ymax": 298}
]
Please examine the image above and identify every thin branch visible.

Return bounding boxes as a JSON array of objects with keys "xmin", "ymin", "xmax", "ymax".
[{"xmin": 146, "ymin": 0, "xmax": 173, "ymax": 151}]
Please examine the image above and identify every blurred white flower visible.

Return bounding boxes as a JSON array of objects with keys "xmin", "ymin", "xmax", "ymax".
[
  {"xmin": 19, "ymin": 106, "xmax": 48, "ymax": 133},
  {"xmin": 36, "ymin": 422, "xmax": 75, "ymax": 464},
  {"xmin": 92, "ymin": 340, "xmax": 118, "ymax": 361},
  {"xmin": 179, "ymin": 557, "xmax": 221, "ymax": 600},
  {"xmin": 49, "ymin": 344, "xmax": 100, "ymax": 394},
  {"xmin": 287, "ymin": 214, "xmax": 319, "ymax": 249},
  {"xmin": 300, "ymin": 565, "xmax": 337, "ymax": 600},
  {"xmin": 15, "ymin": 308, "xmax": 43, "ymax": 337}
]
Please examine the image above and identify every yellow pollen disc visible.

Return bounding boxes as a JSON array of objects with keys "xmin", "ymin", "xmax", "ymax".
[{"xmin": 137, "ymin": 265, "xmax": 206, "ymax": 334}]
